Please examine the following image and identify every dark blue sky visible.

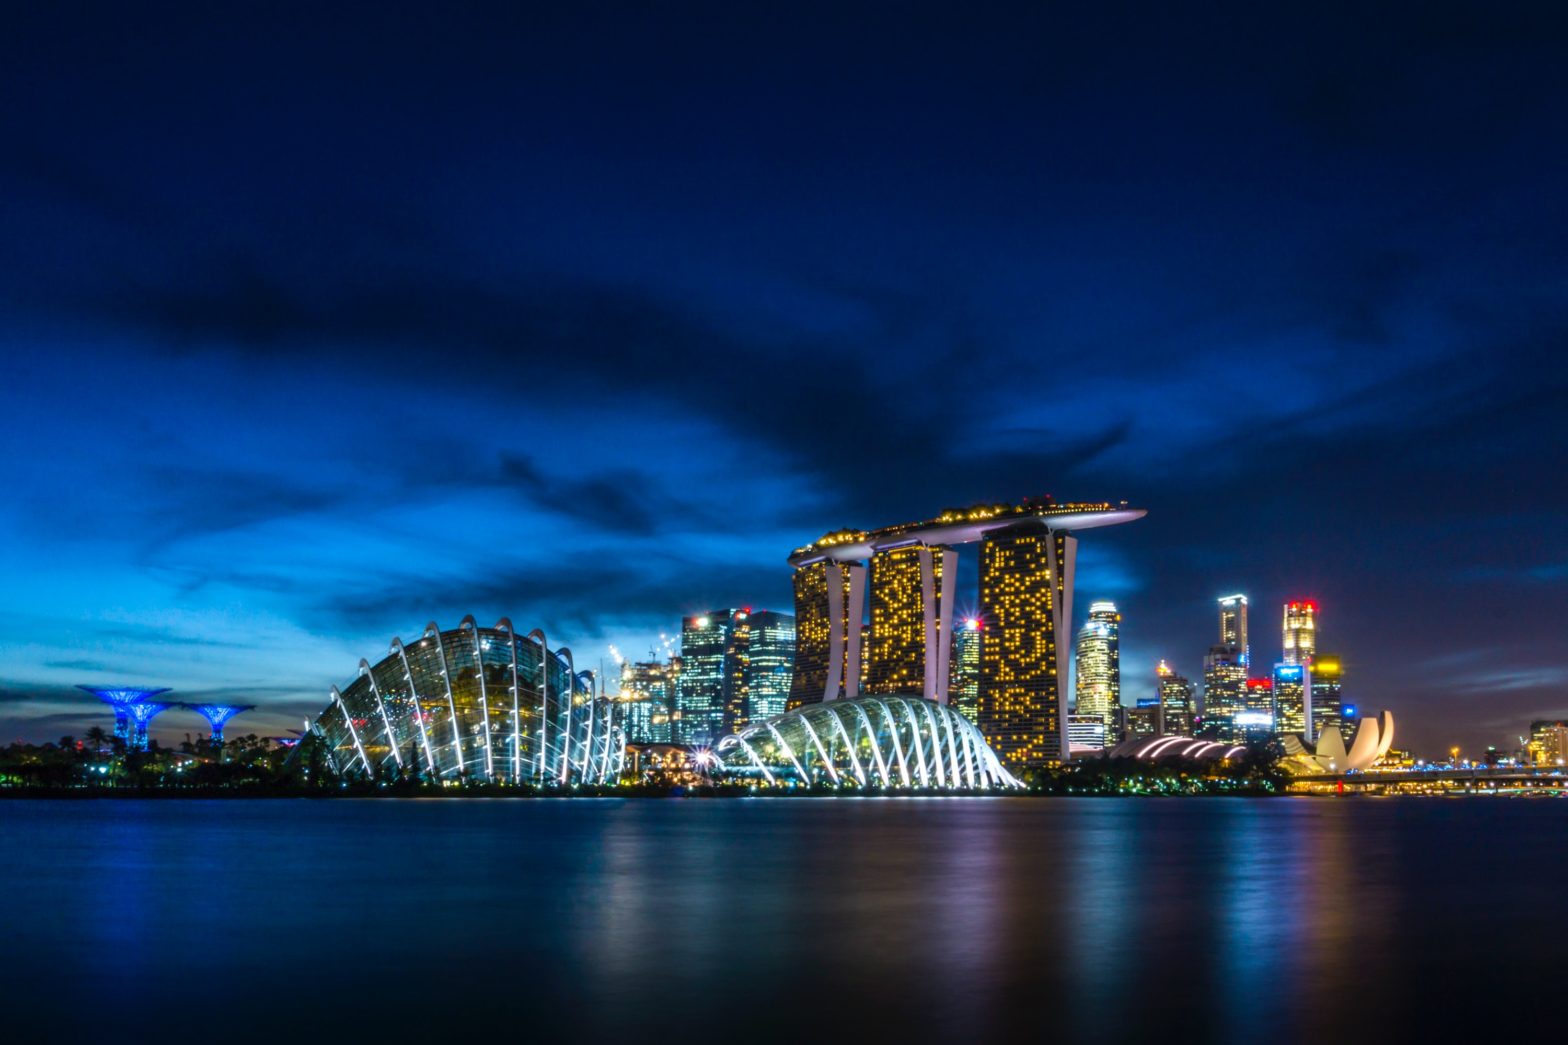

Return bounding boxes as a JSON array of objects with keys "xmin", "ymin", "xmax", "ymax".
[{"xmin": 2, "ymin": 4, "xmax": 1565, "ymax": 754}]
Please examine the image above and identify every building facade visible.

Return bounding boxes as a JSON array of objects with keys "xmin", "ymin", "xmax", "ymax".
[
  {"xmin": 866, "ymin": 544, "xmax": 956, "ymax": 700},
  {"xmin": 1073, "ymin": 600, "xmax": 1120, "ymax": 748},
  {"xmin": 1282, "ymin": 599, "xmax": 1317, "ymax": 666},
  {"xmin": 1272, "ymin": 663, "xmax": 1310, "ymax": 738},
  {"xmin": 949, "ymin": 617, "xmax": 982, "ymax": 725},
  {"xmin": 1202, "ymin": 644, "xmax": 1248, "ymax": 741},
  {"xmin": 1156, "ymin": 660, "xmax": 1194, "ymax": 737},
  {"xmin": 1218, "ymin": 594, "xmax": 1249, "ymax": 665},
  {"xmin": 978, "ymin": 526, "xmax": 1076, "ymax": 767},
  {"xmin": 620, "ymin": 658, "xmax": 679, "ymax": 745},
  {"xmin": 675, "ymin": 610, "xmax": 748, "ymax": 745},
  {"xmin": 1308, "ymin": 653, "xmax": 1344, "ymax": 744},
  {"xmin": 743, "ymin": 610, "xmax": 795, "ymax": 722}
]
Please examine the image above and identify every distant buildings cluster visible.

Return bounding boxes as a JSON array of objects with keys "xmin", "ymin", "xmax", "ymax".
[{"xmin": 1068, "ymin": 594, "xmax": 1365, "ymax": 750}]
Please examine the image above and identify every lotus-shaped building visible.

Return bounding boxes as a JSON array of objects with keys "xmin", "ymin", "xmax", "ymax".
[
  {"xmin": 714, "ymin": 694, "xmax": 1022, "ymax": 789},
  {"xmin": 1281, "ymin": 711, "xmax": 1395, "ymax": 774},
  {"xmin": 297, "ymin": 617, "xmax": 624, "ymax": 785}
]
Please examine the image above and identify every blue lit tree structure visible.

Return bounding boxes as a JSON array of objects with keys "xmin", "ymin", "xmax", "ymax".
[
  {"xmin": 185, "ymin": 703, "xmax": 256, "ymax": 745},
  {"xmin": 76, "ymin": 686, "xmax": 171, "ymax": 746},
  {"xmin": 126, "ymin": 700, "xmax": 176, "ymax": 752}
]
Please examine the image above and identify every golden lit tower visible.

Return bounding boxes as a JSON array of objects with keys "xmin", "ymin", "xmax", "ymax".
[
  {"xmin": 1282, "ymin": 600, "xmax": 1317, "ymax": 666},
  {"xmin": 866, "ymin": 544, "xmax": 956, "ymax": 701},
  {"xmin": 1156, "ymin": 660, "xmax": 1195, "ymax": 737},
  {"xmin": 787, "ymin": 558, "xmax": 867, "ymax": 709},
  {"xmin": 977, "ymin": 525, "xmax": 1076, "ymax": 767}
]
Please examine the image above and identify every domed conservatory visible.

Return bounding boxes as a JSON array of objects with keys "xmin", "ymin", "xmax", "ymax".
[
  {"xmin": 714, "ymin": 695, "xmax": 1022, "ymax": 790},
  {"xmin": 298, "ymin": 617, "xmax": 624, "ymax": 785}
]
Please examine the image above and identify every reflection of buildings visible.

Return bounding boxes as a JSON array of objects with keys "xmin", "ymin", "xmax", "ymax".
[
  {"xmin": 1074, "ymin": 601, "xmax": 1120, "ymax": 748},
  {"xmin": 1282, "ymin": 600, "xmax": 1317, "ymax": 666},
  {"xmin": 1156, "ymin": 661, "xmax": 1194, "ymax": 737},
  {"xmin": 787, "ymin": 500, "xmax": 1143, "ymax": 769}
]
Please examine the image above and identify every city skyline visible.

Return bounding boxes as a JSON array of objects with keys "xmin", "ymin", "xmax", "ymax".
[{"xmin": 2, "ymin": 7, "xmax": 1566, "ymax": 758}]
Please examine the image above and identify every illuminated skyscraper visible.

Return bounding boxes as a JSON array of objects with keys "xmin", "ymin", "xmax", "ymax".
[
  {"xmin": 1128, "ymin": 698, "xmax": 1164, "ymax": 738},
  {"xmin": 1202, "ymin": 645, "xmax": 1247, "ymax": 741},
  {"xmin": 675, "ymin": 610, "xmax": 749, "ymax": 745},
  {"xmin": 1529, "ymin": 721, "xmax": 1568, "ymax": 766},
  {"xmin": 787, "ymin": 555, "xmax": 866, "ymax": 710},
  {"xmin": 866, "ymin": 544, "xmax": 956, "ymax": 700},
  {"xmin": 621, "ymin": 658, "xmax": 679, "ymax": 744},
  {"xmin": 743, "ymin": 611, "xmax": 795, "ymax": 723},
  {"xmin": 1218, "ymin": 594, "xmax": 1249, "ymax": 665},
  {"xmin": 1272, "ymin": 662, "xmax": 1310, "ymax": 738},
  {"xmin": 979, "ymin": 526, "xmax": 1076, "ymax": 767},
  {"xmin": 1073, "ymin": 600, "xmax": 1120, "ymax": 748},
  {"xmin": 1308, "ymin": 653, "xmax": 1344, "ymax": 743},
  {"xmin": 1156, "ymin": 660, "xmax": 1194, "ymax": 737},
  {"xmin": 1282, "ymin": 600, "xmax": 1317, "ymax": 666},
  {"xmin": 949, "ymin": 616, "xmax": 983, "ymax": 725}
]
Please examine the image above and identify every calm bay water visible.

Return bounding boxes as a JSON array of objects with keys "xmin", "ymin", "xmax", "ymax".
[{"xmin": 0, "ymin": 797, "xmax": 1562, "ymax": 1043}]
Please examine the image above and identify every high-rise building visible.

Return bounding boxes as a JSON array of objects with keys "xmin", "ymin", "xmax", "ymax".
[
  {"xmin": 1202, "ymin": 644, "xmax": 1248, "ymax": 741},
  {"xmin": 743, "ymin": 611, "xmax": 795, "ymax": 723},
  {"xmin": 866, "ymin": 544, "xmax": 956, "ymax": 699},
  {"xmin": 1272, "ymin": 662, "xmax": 1310, "ymax": 738},
  {"xmin": 787, "ymin": 556, "xmax": 867, "ymax": 710},
  {"xmin": 1067, "ymin": 714, "xmax": 1107, "ymax": 753},
  {"xmin": 1282, "ymin": 600, "xmax": 1317, "ymax": 666},
  {"xmin": 675, "ymin": 610, "xmax": 749, "ymax": 745},
  {"xmin": 978, "ymin": 526, "xmax": 1077, "ymax": 767},
  {"xmin": 1156, "ymin": 661, "xmax": 1194, "ymax": 736},
  {"xmin": 620, "ymin": 658, "xmax": 679, "ymax": 744},
  {"xmin": 1128, "ymin": 698, "xmax": 1164, "ymax": 739},
  {"xmin": 1529, "ymin": 721, "xmax": 1568, "ymax": 766},
  {"xmin": 1218, "ymin": 594, "xmax": 1249, "ymax": 666},
  {"xmin": 1073, "ymin": 600, "xmax": 1120, "ymax": 748},
  {"xmin": 949, "ymin": 616, "xmax": 983, "ymax": 725},
  {"xmin": 1308, "ymin": 653, "xmax": 1344, "ymax": 743},
  {"xmin": 1238, "ymin": 678, "xmax": 1274, "ymax": 739}
]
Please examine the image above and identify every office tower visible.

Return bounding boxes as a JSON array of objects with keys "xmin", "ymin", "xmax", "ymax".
[
  {"xmin": 1202, "ymin": 645, "xmax": 1248, "ymax": 741},
  {"xmin": 1128, "ymin": 698, "xmax": 1164, "ymax": 739},
  {"xmin": 1218, "ymin": 594, "xmax": 1249, "ymax": 665},
  {"xmin": 1272, "ymin": 663, "xmax": 1310, "ymax": 738},
  {"xmin": 620, "ymin": 658, "xmax": 679, "ymax": 744},
  {"xmin": 949, "ymin": 616, "xmax": 983, "ymax": 725},
  {"xmin": 743, "ymin": 611, "xmax": 795, "ymax": 723},
  {"xmin": 866, "ymin": 544, "xmax": 956, "ymax": 699},
  {"xmin": 1529, "ymin": 721, "xmax": 1568, "ymax": 766},
  {"xmin": 978, "ymin": 526, "xmax": 1077, "ymax": 767},
  {"xmin": 1067, "ymin": 714, "xmax": 1106, "ymax": 752},
  {"xmin": 1308, "ymin": 653, "xmax": 1344, "ymax": 743},
  {"xmin": 1282, "ymin": 600, "xmax": 1317, "ymax": 666},
  {"xmin": 1073, "ymin": 600, "xmax": 1120, "ymax": 747},
  {"xmin": 676, "ymin": 610, "xmax": 749, "ymax": 745},
  {"xmin": 1156, "ymin": 660, "xmax": 1194, "ymax": 736},
  {"xmin": 787, "ymin": 557, "xmax": 866, "ymax": 710}
]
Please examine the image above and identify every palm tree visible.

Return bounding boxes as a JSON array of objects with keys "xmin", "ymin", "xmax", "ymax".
[{"xmin": 84, "ymin": 726, "xmax": 110, "ymax": 755}]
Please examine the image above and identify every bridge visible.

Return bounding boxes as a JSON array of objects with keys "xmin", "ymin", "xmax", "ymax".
[{"xmin": 1291, "ymin": 765, "xmax": 1568, "ymax": 793}]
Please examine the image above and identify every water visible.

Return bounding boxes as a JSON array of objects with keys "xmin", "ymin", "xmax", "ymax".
[{"xmin": 0, "ymin": 797, "xmax": 1561, "ymax": 1043}]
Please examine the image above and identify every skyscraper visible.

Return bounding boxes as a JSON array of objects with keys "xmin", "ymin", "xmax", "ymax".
[
  {"xmin": 865, "ymin": 544, "xmax": 956, "ymax": 699},
  {"xmin": 1308, "ymin": 652, "xmax": 1344, "ymax": 743},
  {"xmin": 1073, "ymin": 600, "xmax": 1120, "ymax": 748},
  {"xmin": 743, "ymin": 611, "xmax": 795, "ymax": 723},
  {"xmin": 949, "ymin": 616, "xmax": 982, "ymax": 725},
  {"xmin": 1156, "ymin": 660, "xmax": 1194, "ymax": 736},
  {"xmin": 620, "ymin": 658, "xmax": 679, "ymax": 744},
  {"xmin": 1282, "ymin": 600, "xmax": 1317, "ymax": 666},
  {"xmin": 978, "ymin": 526, "xmax": 1077, "ymax": 767},
  {"xmin": 1272, "ymin": 662, "xmax": 1310, "ymax": 738},
  {"xmin": 787, "ymin": 556, "xmax": 866, "ymax": 710},
  {"xmin": 1218, "ymin": 594, "xmax": 1249, "ymax": 665},
  {"xmin": 1202, "ymin": 644, "xmax": 1248, "ymax": 741},
  {"xmin": 675, "ymin": 610, "xmax": 748, "ymax": 745}
]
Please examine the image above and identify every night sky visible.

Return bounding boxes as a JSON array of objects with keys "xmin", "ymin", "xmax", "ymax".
[{"xmin": 2, "ymin": 4, "xmax": 1565, "ymax": 756}]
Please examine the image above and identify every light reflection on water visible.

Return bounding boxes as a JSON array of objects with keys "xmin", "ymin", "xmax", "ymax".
[{"xmin": 0, "ymin": 797, "xmax": 1562, "ymax": 1042}]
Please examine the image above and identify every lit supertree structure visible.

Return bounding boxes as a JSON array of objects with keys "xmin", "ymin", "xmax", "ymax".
[
  {"xmin": 126, "ymin": 699, "xmax": 177, "ymax": 752},
  {"xmin": 185, "ymin": 704, "xmax": 256, "ymax": 745},
  {"xmin": 75, "ymin": 686, "xmax": 171, "ymax": 746}
]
